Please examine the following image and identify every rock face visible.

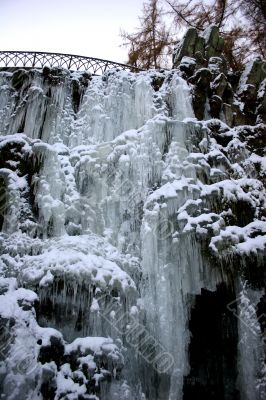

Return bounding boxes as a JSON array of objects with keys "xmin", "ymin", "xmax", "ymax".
[
  {"xmin": 0, "ymin": 28, "xmax": 265, "ymax": 400},
  {"xmin": 173, "ymin": 25, "xmax": 266, "ymax": 127},
  {"xmin": 173, "ymin": 26, "xmax": 224, "ymax": 66}
]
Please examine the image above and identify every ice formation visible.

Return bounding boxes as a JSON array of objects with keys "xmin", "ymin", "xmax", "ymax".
[{"xmin": 0, "ymin": 47, "xmax": 265, "ymax": 400}]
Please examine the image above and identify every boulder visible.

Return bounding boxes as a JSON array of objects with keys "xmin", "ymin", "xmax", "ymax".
[
  {"xmin": 195, "ymin": 50, "xmax": 207, "ymax": 67},
  {"xmin": 179, "ymin": 56, "xmax": 197, "ymax": 77},
  {"xmin": 210, "ymin": 95, "xmax": 223, "ymax": 119},
  {"xmin": 189, "ymin": 68, "xmax": 212, "ymax": 89},
  {"xmin": 238, "ymin": 59, "xmax": 266, "ymax": 92},
  {"xmin": 189, "ymin": 68, "xmax": 213, "ymax": 120},
  {"xmin": 223, "ymin": 103, "xmax": 234, "ymax": 127},
  {"xmin": 211, "ymin": 73, "xmax": 228, "ymax": 98},
  {"xmin": 208, "ymin": 57, "xmax": 227, "ymax": 76},
  {"xmin": 192, "ymin": 88, "xmax": 207, "ymax": 120},
  {"xmin": 173, "ymin": 25, "xmax": 224, "ymax": 71},
  {"xmin": 11, "ymin": 69, "xmax": 29, "ymax": 91},
  {"xmin": 38, "ymin": 335, "xmax": 65, "ymax": 365},
  {"xmin": 204, "ymin": 26, "xmax": 224, "ymax": 59},
  {"xmin": 236, "ymin": 59, "xmax": 266, "ymax": 124},
  {"xmin": 173, "ymin": 28, "xmax": 199, "ymax": 66}
]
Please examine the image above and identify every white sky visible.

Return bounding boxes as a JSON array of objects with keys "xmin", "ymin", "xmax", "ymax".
[{"xmin": 0, "ymin": 0, "xmax": 146, "ymax": 63}]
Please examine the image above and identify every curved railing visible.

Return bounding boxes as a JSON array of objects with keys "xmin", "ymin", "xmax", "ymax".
[{"xmin": 0, "ymin": 50, "xmax": 141, "ymax": 75}]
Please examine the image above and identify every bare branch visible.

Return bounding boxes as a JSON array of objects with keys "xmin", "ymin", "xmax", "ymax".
[{"xmin": 164, "ymin": 0, "xmax": 204, "ymax": 30}]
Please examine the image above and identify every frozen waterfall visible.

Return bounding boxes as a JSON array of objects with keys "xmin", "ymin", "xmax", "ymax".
[{"xmin": 0, "ymin": 66, "xmax": 265, "ymax": 400}]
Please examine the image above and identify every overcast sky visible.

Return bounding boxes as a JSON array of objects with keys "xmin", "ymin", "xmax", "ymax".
[{"xmin": 0, "ymin": 0, "xmax": 145, "ymax": 63}]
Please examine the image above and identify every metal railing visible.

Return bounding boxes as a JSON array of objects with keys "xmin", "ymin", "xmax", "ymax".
[{"xmin": 0, "ymin": 50, "xmax": 141, "ymax": 75}]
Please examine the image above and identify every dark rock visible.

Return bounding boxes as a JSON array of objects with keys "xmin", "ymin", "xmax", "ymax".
[
  {"xmin": 222, "ymin": 83, "xmax": 234, "ymax": 105},
  {"xmin": 190, "ymin": 69, "xmax": 212, "ymax": 120},
  {"xmin": 17, "ymin": 297, "xmax": 37, "ymax": 311},
  {"xmin": 38, "ymin": 335, "xmax": 65, "ymax": 365},
  {"xmin": 205, "ymin": 26, "xmax": 224, "ymax": 59},
  {"xmin": 72, "ymin": 79, "xmax": 81, "ymax": 113},
  {"xmin": 229, "ymin": 199, "xmax": 256, "ymax": 227},
  {"xmin": 239, "ymin": 59, "xmax": 266, "ymax": 91},
  {"xmin": 239, "ymin": 124, "xmax": 266, "ymax": 157},
  {"xmin": 231, "ymin": 103, "xmax": 247, "ymax": 126},
  {"xmin": 227, "ymin": 71, "xmax": 241, "ymax": 90},
  {"xmin": 11, "ymin": 69, "xmax": 29, "ymax": 91},
  {"xmin": 223, "ymin": 102, "xmax": 248, "ymax": 127},
  {"xmin": 210, "ymin": 95, "xmax": 223, "ymax": 118},
  {"xmin": 0, "ymin": 281, "xmax": 9, "ymax": 295},
  {"xmin": 236, "ymin": 59, "xmax": 266, "ymax": 124},
  {"xmin": 0, "ymin": 138, "xmax": 27, "ymax": 172},
  {"xmin": 42, "ymin": 67, "xmax": 64, "ymax": 86},
  {"xmin": 189, "ymin": 68, "xmax": 212, "ymax": 89},
  {"xmin": 172, "ymin": 27, "xmax": 266, "ymax": 127},
  {"xmin": 179, "ymin": 57, "xmax": 197, "ymax": 77},
  {"xmin": 173, "ymin": 28, "xmax": 199, "ymax": 66},
  {"xmin": 256, "ymin": 79, "xmax": 266, "ymax": 123},
  {"xmin": 151, "ymin": 75, "xmax": 165, "ymax": 91},
  {"xmin": 208, "ymin": 56, "xmax": 227, "ymax": 76},
  {"xmin": 223, "ymin": 103, "xmax": 234, "ymax": 127},
  {"xmin": 42, "ymin": 66, "xmax": 51, "ymax": 78},
  {"xmin": 206, "ymin": 119, "xmax": 233, "ymax": 146},
  {"xmin": 0, "ymin": 177, "xmax": 7, "ymax": 231},
  {"xmin": 211, "ymin": 73, "xmax": 228, "ymax": 98},
  {"xmin": 192, "ymin": 89, "xmax": 206, "ymax": 120},
  {"xmin": 183, "ymin": 284, "xmax": 240, "ymax": 400},
  {"xmin": 173, "ymin": 27, "xmax": 220, "ymax": 68},
  {"xmin": 194, "ymin": 35, "xmax": 205, "ymax": 58},
  {"xmin": 195, "ymin": 51, "xmax": 207, "ymax": 67},
  {"xmin": 239, "ymin": 84, "xmax": 257, "ymax": 122},
  {"xmin": 71, "ymin": 74, "xmax": 91, "ymax": 113},
  {"xmin": 40, "ymin": 363, "xmax": 57, "ymax": 400}
]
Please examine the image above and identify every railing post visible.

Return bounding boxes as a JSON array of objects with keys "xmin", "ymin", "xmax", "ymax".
[
  {"xmin": 68, "ymin": 56, "xmax": 73, "ymax": 69},
  {"xmin": 32, "ymin": 53, "xmax": 36, "ymax": 67}
]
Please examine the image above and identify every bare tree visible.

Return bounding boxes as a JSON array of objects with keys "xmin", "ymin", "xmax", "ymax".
[
  {"xmin": 239, "ymin": 0, "xmax": 266, "ymax": 57},
  {"xmin": 120, "ymin": 0, "xmax": 174, "ymax": 69}
]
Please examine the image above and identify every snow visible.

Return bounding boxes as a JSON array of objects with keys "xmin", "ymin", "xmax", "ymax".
[
  {"xmin": 39, "ymin": 270, "xmax": 54, "ymax": 287},
  {"xmin": 249, "ymin": 153, "xmax": 266, "ymax": 173},
  {"xmin": 21, "ymin": 235, "xmax": 136, "ymax": 292},
  {"xmin": 65, "ymin": 336, "xmax": 117, "ymax": 355},
  {"xmin": 210, "ymin": 221, "xmax": 266, "ymax": 254}
]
